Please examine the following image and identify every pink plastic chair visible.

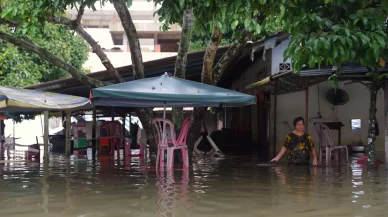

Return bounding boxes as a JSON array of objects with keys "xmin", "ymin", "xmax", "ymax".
[
  {"xmin": 319, "ymin": 123, "xmax": 349, "ymax": 165},
  {"xmin": 167, "ymin": 118, "xmax": 190, "ymax": 168},
  {"xmin": 152, "ymin": 118, "xmax": 190, "ymax": 170},
  {"xmin": 313, "ymin": 122, "xmax": 325, "ymax": 165}
]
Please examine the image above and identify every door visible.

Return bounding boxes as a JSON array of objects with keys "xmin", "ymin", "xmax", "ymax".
[{"xmin": 257, "ymin": 92, "xmax": 271, "ymax": 161}]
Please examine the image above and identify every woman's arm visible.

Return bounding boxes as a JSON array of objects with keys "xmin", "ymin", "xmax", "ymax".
[
  {"xmin": 311, "ymin": 148, "xmax": 318, "ymax": 166},
  {"xmin": 271, "ymin": 147, "xmax": 287, "ymax": 162}
]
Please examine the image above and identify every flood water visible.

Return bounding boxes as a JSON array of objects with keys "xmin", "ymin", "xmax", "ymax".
[{"xmin": 0, "ymin": 151, "xmax": 387, "ymax": 217}]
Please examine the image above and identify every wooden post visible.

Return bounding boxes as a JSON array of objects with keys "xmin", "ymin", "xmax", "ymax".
[
  {"xmin": 273, "ymin": 88, "xmax": 277, "ymax": 158},
  {"xmin": 384, "ymin": 82, "xmax": 388, "ymax": 168},
  {"xmin": 305, "ymin": 88, "xmax": 309, "ymax": 133},
  {"xmin": 43, "ymin": 111, "xmax": 49, "ymax": 162},
  {"xmin": 65, "ymin": 110, "xmax": 71, "ymax": 157},
  {"xmin": 122, "ymin": 112, "xmax": 126, "ymax": 156},
  {"xmin": 92, "ymin": 108, "xmax": 97, "ymax": 158}
]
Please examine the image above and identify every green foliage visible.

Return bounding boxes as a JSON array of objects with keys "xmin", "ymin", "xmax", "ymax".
[
  {"xmin": 280, "ymin": 0, "xmax": 388, "ymax": 74},
  {"xmin": 189, "ymin": 38, "xmax": 232, "ymax": 52},
  {"xmin": 151, "ymin": 0, "xmax": 282, "ymax": 37},
  {"xmin": 0, "ymin": 23, "xmax": 89, "ymax": 87}
]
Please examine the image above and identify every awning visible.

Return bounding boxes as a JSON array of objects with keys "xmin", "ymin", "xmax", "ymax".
[
  {"xmin": 0, "ymin": 86, "xmax": 92, "ymax": 112},
  {"xmin": 91, "ymin": 73, "xmax": 256, "ymax": 108}
]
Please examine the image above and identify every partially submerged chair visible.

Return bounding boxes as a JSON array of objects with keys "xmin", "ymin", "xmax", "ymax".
[
  {"xmin": 319, "ymin": 123, "xmax": 349, "ymax": 165},
  {"xmin": 313, "ymin": 122, "xmax": 325, "ymax": 165},
  {"xmin": 152, "ymin": 118, "xmax": 190, "ymax": 170}
]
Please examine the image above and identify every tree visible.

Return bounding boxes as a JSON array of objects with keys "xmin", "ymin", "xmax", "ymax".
[
  {"xmin": 152, "ymin": 0, "xmax": 282, "ymax": 154},
  {"xmin": 0, "ymin": 23, "xmax": 89, "ymax": 87},
  {"xmin": 0, "ymin": 0, "xmax": 157, "ymax": 150},
  {"xmin": 277, "ymin": 0, "xmax": 388, "ymax": 166},
  {"xmin": 0, "ymin": 0, "xmax": 282, "ymax": 161}
]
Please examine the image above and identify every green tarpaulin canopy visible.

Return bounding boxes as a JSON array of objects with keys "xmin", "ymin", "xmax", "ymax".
[
  {"xmin": 0, "ymin": 86, "xmax": 92, "ymax": 112},
  {"xmin": 91, "ymin": 73, "xmax": 256, "ymax": 108}
]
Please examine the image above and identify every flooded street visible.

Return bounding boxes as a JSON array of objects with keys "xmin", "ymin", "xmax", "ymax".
[{"xmin": 0, "ymin": 151, "xmax": 387, "ymax": 217}]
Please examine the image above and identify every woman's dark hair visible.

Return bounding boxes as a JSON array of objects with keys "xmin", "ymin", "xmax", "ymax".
[{"xmin": 293, "ymin": 117, "xmax": 305, "ymax": 127}]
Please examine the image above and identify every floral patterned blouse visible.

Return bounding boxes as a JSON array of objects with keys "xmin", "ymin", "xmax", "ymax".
[{"xmin": 283, "ymin": 132, "xmax": 315, "ymax": 165}]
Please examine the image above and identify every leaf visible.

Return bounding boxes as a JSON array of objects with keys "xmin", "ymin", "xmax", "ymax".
[
  {"xmin": 331, "ymin": 24, "xmax": 341, "ymax": 32},
  {"xmin": 244, "ymin": 19, "xmax": 251, "ymax": 28},
  {"xmin": 362, "ymin": 17, "xmax": 368, "ymax": 26},
  {"xmin": 379, "ymin": 57, "xmax": 385, "ymax": 67},
  {"xmin": 359, "ymin": 34, "xmax": 370, "ymax": 45},
  {"xmin": 344, "ymin": 28, "xmax": 351, "ymax": 37},
  {"xmin": 179, "ymin": 0, "xmax": 185, "ymax": 9},
  {"xmin": 375, "ymin": 35, "xmax": 386, "ymax": 47},
  {"xmin": 221, "ymin": 7, "xmax": 226, "ymax": 21},
  {"xmin": 231, "ymin": 20, "xmax": 239, "ymax": 30},
  {"xmin": 324, "ymin": 20, "xmax": 333, "ymax": 28},
  {"xmin": 216, "ymin": 21, "xmax": 222, "ymax": 29},
  {"xmin": 349, "ymin": 13, "xmax": 360, "ymax": 19},
  {"xmin": 280, "ymin": 5, "xmax": 285, "ymax": 18}
]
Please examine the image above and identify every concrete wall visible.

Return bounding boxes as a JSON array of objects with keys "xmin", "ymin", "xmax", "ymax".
[
  {"xmin": 273, "ymin": 81, "xmax": 385, "ymax": 153},
  {"xmin": 84, "ymin": 51, "xmax": 177, "ymax": 72}
]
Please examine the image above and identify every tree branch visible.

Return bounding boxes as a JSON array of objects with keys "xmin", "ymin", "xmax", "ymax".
[
  {"xmin": 212, "ymin": 29, "xmax": 252, "ymax": 85},
  {"xmin": 73, "ymin": 1, "xmax": 87, "ymax": 29},
  {"xmin": 174, "ymin": 8, "xmax": 193, "ymax": 79},
  {"xmin": 49, "ymin": 17, "xmax": 125, "ymax": 83},
  {"xmin": 113, "ymin": 0, "xmax": 144, "ymax": 80},
  {"xmin": 0, "ymin": 30, "xmax": 110, "ymax": 87}
]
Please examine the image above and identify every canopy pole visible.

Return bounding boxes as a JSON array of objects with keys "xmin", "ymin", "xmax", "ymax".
[
  {"xmin": 163, "ymin": 101, "xmax": 166, "ymax": 119},
  {"xmin": 65, "ymin": 110, "xmax": 71, "ymax": 157},
  {"xmin": 43, "ymin": 111, "xmax": 49, "ymax": 163},
  {"xmin": 92, "ymin": 108, "xmax": 97, "ymax": 158},
  {"xmin": 13, "ymin": 120, "xmax": 15, "ymax": 144}
]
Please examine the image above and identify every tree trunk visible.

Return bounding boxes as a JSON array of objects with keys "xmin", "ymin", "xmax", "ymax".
[
  {"xmin": 212, "ymin": 30, "xmax": 252, "ymax": 85},
  {"xmin": 113, "ymin": 0, "xmax": 144, "ymax": 80},
  {"xmin": 0, "ymin": 31, "xmax": 109, "ymax": 88},
  {"xmin": 202, "ymin": 27, "xmax": 222, "ymax": 84},
  {"xmin": 367, "ymin": 83, "xmax": 378, "ymax": 167},
  {"xmin": 186, "ymin": 27, "xmax": 223, "ymax": 156},
  {"xmin": 172, "ymin": 8, "xmax": 193, "ymax": 132},
  {"xmin": 113, "ymin": 1, "xmax": 158, "ymax": 155},
  {"xmin": 187, "ymin": 107, "xmax": 208, "ymax": 156}
]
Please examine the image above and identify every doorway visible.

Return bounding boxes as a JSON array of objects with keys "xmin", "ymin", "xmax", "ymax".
[{"xmin": 257, "ymin": 92, "xmax": 271, "ymax": 161}]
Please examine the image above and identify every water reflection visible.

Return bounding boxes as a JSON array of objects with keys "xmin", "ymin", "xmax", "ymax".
[
  {"xmin": 0, "ymin": 153, "xmax": 386, "ymax": 216},
  {"xmin": 156, "ymin": 169, "xmax": 191, "ymax": 217}
]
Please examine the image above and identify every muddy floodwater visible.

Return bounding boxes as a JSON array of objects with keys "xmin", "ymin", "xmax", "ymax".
[{"xmin": 0, "ymin": 150, "xmax": 387, "ymax": 217}]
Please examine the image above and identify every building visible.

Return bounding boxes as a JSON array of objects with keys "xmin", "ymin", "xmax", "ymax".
[{"xmin": 67, "ymin": 1, "xmax": 181, "ymax": 72}]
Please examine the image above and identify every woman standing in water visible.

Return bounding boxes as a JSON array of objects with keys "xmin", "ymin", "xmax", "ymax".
[{"xmin": 271, "ymin": 117, "xmax": 318, "ymax": 166}]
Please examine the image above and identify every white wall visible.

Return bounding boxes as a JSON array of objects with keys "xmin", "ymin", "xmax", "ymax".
[
  {"xmin": 273, "ymin": 81, "xmax": 385, "ymax": 153},
  {"xmin": 271, "ymin": 39, "xmax": 291, "ymax": 75}
]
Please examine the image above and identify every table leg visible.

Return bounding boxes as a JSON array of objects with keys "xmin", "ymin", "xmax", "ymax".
[{"xmin": 338, "ymin": 128, "xmax": 341, "ymax": 163}]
